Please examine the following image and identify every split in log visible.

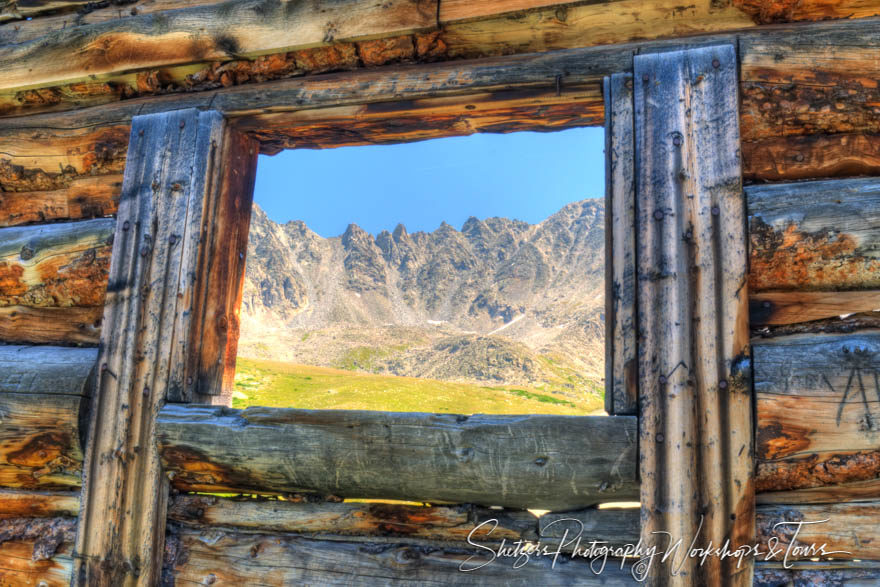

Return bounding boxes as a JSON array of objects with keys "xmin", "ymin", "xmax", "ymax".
[
  {"xmin": 0, "ymin": 218, "xmax": 114, "ymax": 308},
  {"xmin": 0, "ymin": 345, "xmax": 95, "ymax": 489},
  {"xmin": 164, "ymin": 526, "xmax": 636, "ymax": 585},
  {"xmin": 747, "ymin": 177, "xmax": 880, "ymax": 292},
  {"xmin": 756, "ymin": 501, "xmax": 880, "ymax": 560},
  {"xmin": 0, "ymin": 0, "xmax": 438, "ymax": 93},
  {"xmin": 157, "ymin": 405, "xmax": 639, "ymax": 511},
  {"xmin": 0, "ymin": 175, "xmax": 121, "ymax": 228},
  {"xmin": 0, "ymin": 488, "xmax": 79, "ymax": 518},
  {"xmin": 750, "ymin": 291, "xmax": 880, "ymax": 327},
  {"xmin": 754, "ymin": 332, "xmax": 880, "ymax": 493},
  {"xmin": 168, "ymin": 494, "xmax": 538, "ymax": 544},
  {"xmin": 0, "ymin": 305, "xmax": 102, "ymax": 345}
]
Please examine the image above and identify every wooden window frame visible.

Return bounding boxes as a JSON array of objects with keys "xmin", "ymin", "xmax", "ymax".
[{"xmin": 72, "ymin": 42, "xmax": 753, "ymax": 586}]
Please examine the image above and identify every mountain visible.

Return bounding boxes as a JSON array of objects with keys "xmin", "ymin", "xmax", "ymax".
[{"xmin": 238, "ymin": 199, "xmax": 606, "ymax": 400}]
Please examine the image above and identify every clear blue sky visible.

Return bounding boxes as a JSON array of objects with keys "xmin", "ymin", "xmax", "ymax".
[{"xmin": 253, "ymin": 127, "xmax": 605, "ymax": 237}]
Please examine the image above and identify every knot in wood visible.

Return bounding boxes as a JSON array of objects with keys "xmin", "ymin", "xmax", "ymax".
[
  {"xmin": 19, "ymin": 245, "xmax": 34, "ymax": 260},
  {"xmin": 653, "ymin": 210, "xmax": 665, "ymax": 221},
  {"xmin": 171, "ymin": 183, "xmax": 182, "ymax": 192},
  {"xmin": 204, "ymin": 573, "xmax": 216, "ymax": 585},
  {"xmin": 718, "ymin": 380, "xmax": 728, "ymax": 390},
  {"xmin": 534, "ymin": 456, "xmax": 548, "ymax": 467}
]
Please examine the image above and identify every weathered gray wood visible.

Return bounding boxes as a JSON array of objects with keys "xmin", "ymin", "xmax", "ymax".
[
  {"xmin": 73, "ymin": 109, "xmax": 256, "ymax": 586},
  {"xmin": 634, "ymin": 44, "xmax": 753, "ymax": 586},
  {"xmin": 157, "ymin": 405, "xmax": 638, "ymax": 511},
  {"xmin": 747, "ymin": 177, "xmax": 880, "ymax": 292},
  {"xmin": 165, "ymin": 527, "xmax": 636, "ymax": 585},
  {"xmin": 756, "ymin": 501, "xmax": 880, "ymax": 561},
  {"xmin": 754, "ymin": 561, "xmax": 880, "ymax": 586},
  {"xmin": 750, "ymin": 290, "xmax": 880, "ymax": 327},
  {"xmin": 604, "ymin": 72, "xmax": 637, "ymax": 415},
  {"xmin": 167, "ymin": 494, "xmax": 539, "ymax": 544},
  {"xmin": 0, "ymin": 345, "xmax": 95, "ymax": 489},
  {"xmin": 754, "ymin": 332, "xmax": 880, "ymax": 494}
]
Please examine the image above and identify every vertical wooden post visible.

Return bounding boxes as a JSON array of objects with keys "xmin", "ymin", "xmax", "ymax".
[
  {"xmin": 634, "ymin": 45, "xmax": 754, "ymax": 585},
  {"xmin": 604, "ymin": 72, "xmax": 638, "ymax": 416},
  {"xmin": 73, "ymin": 109, "xmax": 257, "ymax": 585}
]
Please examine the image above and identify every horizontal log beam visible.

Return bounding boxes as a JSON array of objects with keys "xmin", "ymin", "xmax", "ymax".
[
  {"xmin": 0, "ymin": 175, "xmax": 121, "ymax": 228},
  {"xmin": 754, "ymin": 332, "xmax": 880, "ymax": 494},
  {"xmin": 757, "ymin": 478, "xmax": 880, "ymax": 506},
  {"xmin": 0, "ymin": 305, "xmax": 102, "ymax": 345},
  {"xmin": 0, "ymin": 218, "xmax": 114, "ymax": 308},
  {"xmin": 168, "ymin": 494, "xmax": 539, "ymax": 543},
  {"xmin": 757, "ymin": 502, "xmax": 880, "ymax": 560},
  {"xmin": 0, "ymin": 488, "xmax": 79, "ymax": 518},
  {"xmin": 164, "ymin": 526, "xmax": 635, "ymax": 584},
  {"xmin": 754, "ymin": 562, "xmax": 880, "ymax": 586},
  {"xmin": 0, "ymin": 345, "xmax": 95, "ymax": 489},
  {"xmin": 747, "ymin": 177, "xmax": 880, "ymax": 292},
  {"xmin": 157, "ymin": 405, "xmax": 638, "ymax": 511},
  {"xmin": 0, "ymin": 517, "xmax": 74, "ymax": 585},
  {"xmin": 0, "ymin": 0, "xmax": 438, "ymax": 92},
  {"xmin": 750, "ymin": 291, "xmax": 880, "ymax": 327}
]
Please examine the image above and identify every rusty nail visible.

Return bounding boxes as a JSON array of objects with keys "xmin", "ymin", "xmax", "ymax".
[
  {"xmin": 122, "ymin": 220, "xmax": 131, "ymax": 231},
  {"xmin": 685, "ymin": 229, "xmax": 693, "ymax": 240},
  {"xmin": 673, "ymin": 135, "xmax": 682, "ymax": 147},
  {"xmin": 658, "ymin": 375, "xmax": 667, "ymax": 384},
  {"xmin": 712, "ymin": 58, "xmax": 720, "ymax": 69},
  {"xmin": 711, "ymin": 206, "xmax": 720, "ymax": 216},
  {"xmin": 114, "ymin": 448, "xmax": 123, "ymax": 458},
  {"xmin": 762, "ymin": 300, "xmax": 772, "ymax": 309},
  {"xmin": 169, "ymin": 234, "xmax": 178, "ymax": 245},
  {"xmin": 172, "ymin": 183, "xmax": 182, "ymax": 191},
  {"xmin": 719, "ymin": 380, "xmax": 729, "ymax": 390},
  {"xmin": 20, "ymin": 245, "xmax": 34, "ymax": 260},
  {"xmin": 656, "ymin": 433, "xmax": 664, "ymax": 443},
  {"xmin": 141, "ymin": 245, "xmax": 150, "ymax": 257},
  {"xmin": 143, "ymin": 386, "xmax": 150, "ymax": 396},
  {"xmin": 653, "ymin": 210, "xmax": 664, "ymax": 221},
  {"xmin": 187, "ymin": 376, "xmax": 194, "ymax": 385},
  {"xmin": 180, "ymin": 120, "xmax": 186, "ymax": 129},
  {"xmin": 555, "ymin": 73, "xmax": 563, "ymax": 97},
  {"xmin": 151, "ymin": 180, "xmax": 159, "ymax": 191},
  {"xmin": 101, "ymin": 363, "xmax": 108, "ymax": 372}
]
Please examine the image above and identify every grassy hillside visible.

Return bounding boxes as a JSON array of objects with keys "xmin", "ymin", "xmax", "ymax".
[{"xmin": 233, "ymin": 357, "xmax": 605, "ymax": 415}]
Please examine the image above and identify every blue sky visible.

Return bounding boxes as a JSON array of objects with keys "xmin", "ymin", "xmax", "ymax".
[{"xmin": 253, "ymin": 127, "xmax": 605, "ymax": 238}]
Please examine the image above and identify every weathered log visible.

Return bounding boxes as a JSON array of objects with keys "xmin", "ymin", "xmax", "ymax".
[
  {"xmin": 157, "ymin": 405, "xmax": 638, "ymax": 511},
  {"xmin": 603, "ymin": 72, "xmax": 636, "ymax": 416},
  {"xmin": 73, "ymin": 109, "xmax": 258, "ymax": 586},
  {"xmin": 634, "ymin": 45, "xmax": 753, "ymax": 585},
  {"xmin": 742, "ymin": 132, "xmax": 880, "ymax": 182},
  {"xmin": 746, "ymin": 177, "xmax": 880, "ymax": 292},
  {"xmin": 750, "ymin": 291, "xmax": 880, "ymax": 327},
  {"xmin": 0, "ymin": 218, "xmax": 114, "ymax": 309},
  {"xmin": 0, "ymin": 175, "xmax": 121, "ymax": 228},
  {"xmin": 164, "ymin": 527, "xmax": 636, "ymax": 585},
  {"xmin": 0, "ymin": 0, "xmax": 438, "ymax": 93},
  {"xmin": 0, "ymin": 518, "xmax": 74, "ymax": 586},
  {"xmin": 0, "ymin": 488, "xmax": 79, "ymax": 518},
  {"xmin": 756, "ymin": 502, "xmax": 880, "ymax": 560},
  {"xmin": 755, "ymin": 333, "xmax": 880, "ymax": 493},
  {"xmin": 539, "ymin": 507, "xmax": 639, "ymax": 549},
  {"xmin": 167, "ymin": 494, "xmax": 539, "ymax": 544},
  {"xmin": 0, "ymin": 305, "xmax": 102, "ymax": 345},
  {"xmin": 0, "ymin": 345, "xmax": 95, "ymax": 489},
  {"xmin": 754, "ymin": 561, "xmax": 880, "ymax": 586},
  {"xmin": 757, "ymin": 478, "xmax": 880, "ymax": 506}
]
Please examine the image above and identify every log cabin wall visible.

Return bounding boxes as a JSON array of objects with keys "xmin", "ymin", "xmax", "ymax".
[{"xmin": 1, "ymin": 1, "xmax": 879, "ymax": 585}]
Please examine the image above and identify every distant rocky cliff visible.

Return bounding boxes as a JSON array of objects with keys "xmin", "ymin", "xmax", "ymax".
[{"xmin": 239, "ymin": 199, "xmax": 606, "ymax": 396}]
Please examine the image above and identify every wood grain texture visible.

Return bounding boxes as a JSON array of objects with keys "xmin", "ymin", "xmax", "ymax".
[
  {"xmin": 0, "ymin": 518, "xmax": 74, "ymax": 586},
  {"xmin": 157, "ymin": 405, "xmax": 638, "ymax": 511},
  {"xmin": 0, "ymin": 218, "xmax": 114, "ymax": 309},
  {"xmin": 750, "ymin": 291, "xmax": 880, "ymax": 326},
  {"xmin": 743, "ymin": 132, "xmax": 880, "ymax": 183},
  {"xmin": 635, "ymin": 45, "xmax": 753, "ymax": 585},
  {"xmin": 0, "ymin": 345, "xmax": 95, "ymax": 490},
  {"xmin": 0, "ymin": 0, "xmax": 438, "ymax": 93},
  {"xmin": 755, "ymin": 332, "xmax": 880, "ymax": 494},
  {"xmin": 755, "ymin": 562, "xmax": 880, "ymax": 587},
  {"xmin": 756, "ymin": 501, "xmax": 880, "ymax": 560},
  {"xmin": 747, "ymin": 178, "xmax": 880, "ymax": 292},
  {"xmin": 757, "ymin": 478, "xmax": 880, "ymax": 506},
  {"xmin": 0, "ymin": 305, "xmax": 102, "ymax": 345},
  {"xmin": 0, "ymin": 175, "xmax": 121, "ymax": 228},
  {"xmin": 73, "ymin": 109, "xmax": 243, "ymax": 586},
  {"xmin": 167, "ymin": 494, "xmax": 539, "ymax": 543},
  {"xmin": 164, "ymin": 526, "xmax": 635, "ymax": 585},
  {"xmin": 0, "ymin": 488, "xmax": 79, "ymax": 519},
  {"xmin": 603, "ymin": 72, "xmax": 636, "ymax": 416}
]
